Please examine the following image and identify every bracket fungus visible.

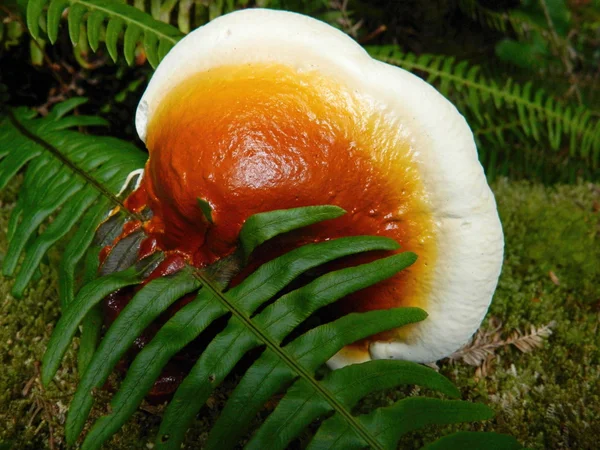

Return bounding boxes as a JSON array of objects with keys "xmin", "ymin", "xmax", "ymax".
[{"xmin": 107, "ymin": 9, "xmax": 503, "ymax": 376}]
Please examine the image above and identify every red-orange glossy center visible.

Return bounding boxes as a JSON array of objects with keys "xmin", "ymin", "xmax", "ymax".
[{"xmin": 126, "ymin": 63, "xmax": 436, "ymax": 342}]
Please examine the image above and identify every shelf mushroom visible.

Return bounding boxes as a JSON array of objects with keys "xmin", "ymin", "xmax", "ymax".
[{"xmin": 126, "ymin": 9, "xmax": 504, "ymax": 368}]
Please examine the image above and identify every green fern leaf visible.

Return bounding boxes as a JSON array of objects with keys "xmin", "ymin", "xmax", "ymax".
[
  {"xmin": 311, "ymin": 398, "xmax": 493, "ymax": 449},
  {"xmin": 123, "ymin": 22, "xmax": 142, "ymax": 65},
  {"xmin": 76, "ymin": 246, "xmax": 104, "ymax": 374},
  {"xmin": 47, "ymin": 0, "xmax": 69, "ymax": 43},
  {"xmin": 238, "ymin": 205, "xmax": 345, "ymax": 261},
  {"xmin": 186, "ymin": 309, "xmax": 426, "ymax": 450},
  {"xmin": 11, "ymin": 184, "xmax": 99, "ymax": 295},
  {"xmin": 35, "ymin": 200, "xmax": 513, "ymax": 449},
  {"xmin": 67, "ymin": 2, "xmax": 87, "ymax": 44},
  {"xmin": 0, "ymin": 102, "xmax": 146, "ymax": 300},
  {"xmin": 158, "ymin": 257, "xmax": 420, "ymax": 449},
  {"xmin": 143, "ymin": 29, "xmax": 159, "ymax": 67},
  {"xmin": 86, "ymin": 9, "xmax": 105, "ymax": 51},
  {"xmin": 78, "ymin": 236, "xmax": 402, "ymax": 449},
  {"xmin": 423, "ymin": 431, "xmax": 523, "ymax": 450},
  {"xmin": 57, "ymin": 198, "xmax": 111, "ymax": 306},
  {"xmin": 26, "ymin": 0, "xmax": 184, "ymax": 67},
  {"xmin": 246, "ymin": 360, "xmax": 460, "ymax": 450},
  {"xmin": 46, "ymin": 96, "xmax": 88, "ymax": 118},
  {"xmin": 65, "ymin": 268, "xmax": 201, "ymax": 445},
  {"xmin": 368, "ymin": 46, "xmax": 600, "ymax": 180},
  {"xmin": 26, "ymin": 0, "xmax": 47, "ymax": 40},
  {"xmin": 41, "ymin": 254, "xmax": 163, "ymax": 386},
  {"xmin": 105, "ymin": 16, "xmax": 124, "ymax": 61}
]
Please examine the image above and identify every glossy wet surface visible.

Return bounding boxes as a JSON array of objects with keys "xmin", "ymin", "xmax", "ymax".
[{"xmin": 105, "ymin": 63, "xmax": 438, "ymax": 397}]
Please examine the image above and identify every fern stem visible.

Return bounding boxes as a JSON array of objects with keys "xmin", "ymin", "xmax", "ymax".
[
  {"xmin": 190, "ymin": 268, "xmax": 387, "ymax": 450},
  {"xmin": 6, "ymin": 109, "xmax": 143, "ymax": 221},
  {"xmin": 475, "ymin": 119, "xmax": 524, "ymax": 136}
]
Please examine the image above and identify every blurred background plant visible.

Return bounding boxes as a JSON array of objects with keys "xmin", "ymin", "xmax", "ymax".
[{"xmin": 2, "ymin": 0, "xmax": 599, "ymax": 182}]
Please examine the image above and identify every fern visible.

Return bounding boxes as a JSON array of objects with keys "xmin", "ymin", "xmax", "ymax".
[
  {"xmin": 0, "ymin": 99, "xmax": 147, "ymax": 381},
  {"xmin": 368, "ymin": 46, "xmax": 600, "ymax": 181},
  {"xmin": 128, "ymin": 0, "xmax": 252, "ymax": 34},
  {"xmin": 39, "ymin": 203, "xmax": 517, "ymax": 450},
  {"xmin": 25, "ymin": 0, "xmax": 339, "ymax": 65},
  {"xmin": 0, "ymin": 99, "xmax": 146, "ymax": 302},
  {"xmin": 135, "ymin": 0, "xmax": 332, "ymax": 34},
  {"xmin": 27, "ymin": 0, "xmax": 184, "ymax": 67}
]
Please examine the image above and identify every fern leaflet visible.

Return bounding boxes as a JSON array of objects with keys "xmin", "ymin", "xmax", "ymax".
[
  {"xmin": 368, "ymin": 46, "xmax": 600, "ymax": 181},
  {"xmin": 0, "ymin": 100, "xmax": 146, "ymax": 301},
  {"xmin": 27, "ymin": 0, "xmax": 184, "ymax": 67}
]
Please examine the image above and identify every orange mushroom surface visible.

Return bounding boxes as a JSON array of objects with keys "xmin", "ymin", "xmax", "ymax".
[
  {"xmin": 124, "ymin": 63, "xmax": 436, "ymax": 346},
  {"xmin": 119, "ymin": 9, "xmax": 503, "ymax": 370}
]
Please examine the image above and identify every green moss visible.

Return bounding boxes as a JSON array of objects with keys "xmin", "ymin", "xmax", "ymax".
[
  {"xmin": 1, "ymin": 178, "xmax": 599, "ymax": 449},
  {"xmin": 432, "ymin": 180, "xmax": 600, "ymax": 449}
]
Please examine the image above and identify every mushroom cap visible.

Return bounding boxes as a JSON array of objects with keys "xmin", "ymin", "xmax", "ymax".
[{"xmin": 135, "ymin": 9, "xmax": 504, "ymax": 366}]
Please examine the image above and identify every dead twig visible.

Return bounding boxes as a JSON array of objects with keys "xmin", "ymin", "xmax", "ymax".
[{"xmin": 448, "ymin": 317, "xmax": 556, "ymax": 377}]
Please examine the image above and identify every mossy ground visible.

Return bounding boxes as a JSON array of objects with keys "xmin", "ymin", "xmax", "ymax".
[{"xmin": 1, "ymin": 179, "xmax": 599, "ymax": 449}]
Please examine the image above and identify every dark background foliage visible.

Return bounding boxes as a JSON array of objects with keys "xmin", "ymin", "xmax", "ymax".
[{"xmin": 2, "ymin": 0, "xmax": 599, "ymax": 182}]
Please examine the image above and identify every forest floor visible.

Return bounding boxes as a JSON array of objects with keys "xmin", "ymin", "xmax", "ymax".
[{"xmin": 1, "ymin": 178, "xmax": 599, "ymax": 450}]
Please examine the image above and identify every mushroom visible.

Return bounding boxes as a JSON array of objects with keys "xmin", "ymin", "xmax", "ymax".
[{"xmin": 125, "ymin": 8, "xmax": 503, "ymax": 369}]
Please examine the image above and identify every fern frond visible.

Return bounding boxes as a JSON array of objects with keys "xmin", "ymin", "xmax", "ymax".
[
  {"xmin": 129, "ymin": 0, "xmax": 247, "ymax": 34},
  {"xmin": 35, "ymin": 203, "xmax": 519, "ymax": 449},
  {"xmin": 246, "ymin": 360, "xmax": 460, "ymax": 449},
  {"xmin": 26, "ymin": 0, "xmax": 184, "ymax": 67},
  {"xmin": 0, "ymin": 100, "xmax": 146, "ymax": 300},
  {"xmin": 368, "ymin": 46, "xmax": 600, "ymax": 181}
]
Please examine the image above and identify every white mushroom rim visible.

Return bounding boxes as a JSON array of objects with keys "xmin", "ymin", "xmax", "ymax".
[{"xmin": 135, "ymin": 8, "xmax": 504, "ymax": 368}]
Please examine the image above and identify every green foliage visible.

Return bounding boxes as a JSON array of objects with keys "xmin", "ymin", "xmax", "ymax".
[
  {"xmin": 0, "ymin": 99, "xmax": 146, "ymax": 301},
  {"xmin": 27, "ymin": 0, "xmax": 182, "ymax": 67},
  {"xmin": 367, "ymin": 46, "xmax": 600, "ymax": 182},
  {"xmin": 130, "ymin": 0, "xmax": 250, "ymax": 34},
  {"xmin": 458, "ymin": 0, "xmax": 600, "ymax": 105},
  {"xmin": 0, "ymin": 0, "xmax": 26, "ymax": 50},
  {"xmin": 44, "ymin": 219, "xmax": 494, "ymax": 449},
  {"xmin": 24, "ymin": 0, "xmax": 336, "ymax": 66},
  {"xmin": 128, "ymin": 0, "xmax": 333, "ymax": 34},
  {"xmin": 237, "ymin": 204, "xmax": 345, "ymax": 261}
]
